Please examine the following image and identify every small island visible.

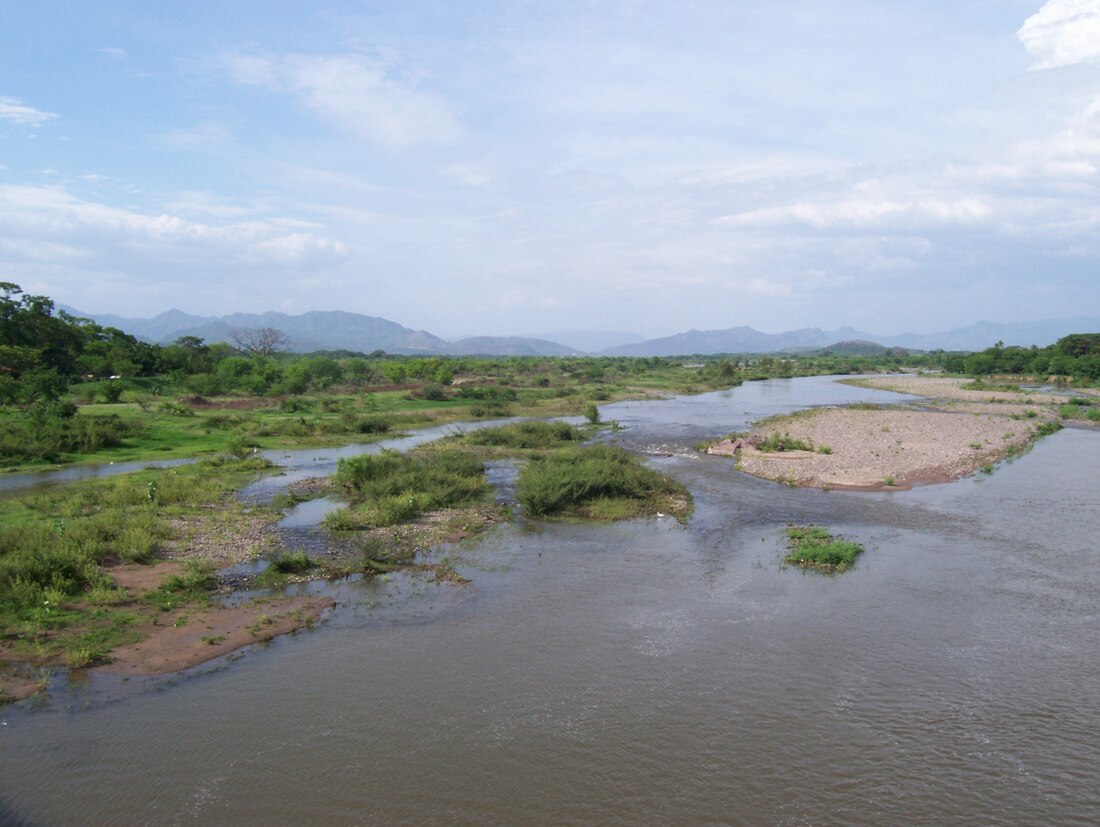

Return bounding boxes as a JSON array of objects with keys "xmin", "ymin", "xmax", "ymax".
[
  {"xmin": 783, "ymin": 525, "xmax": 865, "ymax": 572},
  {"xmin": 708, "ymin": 375, "xmax": 1091, "ymax": 490}
]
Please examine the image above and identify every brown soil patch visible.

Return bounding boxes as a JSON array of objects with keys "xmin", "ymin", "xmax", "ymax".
[
  {"xmin": 98, "ymin": 595, "xmax": 334, "ymax": 676},
  {"xmin": 106, "ymin": 560, "xmax": 186, "ymax": 592},
  {"xmin": 0, "ymin": 668, "xmax": 45, "ymax": 703}
]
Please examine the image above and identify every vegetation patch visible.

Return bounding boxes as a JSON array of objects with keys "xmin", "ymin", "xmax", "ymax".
[
  {"xmin": 784, "ymin": 525, "xmax": 864, "ymax": 572},
  {"xmin": 461, "ymin": 420, "xmax": 582, "ymax": 451},
  {"xmin": 0, "ymin": 457, "xmax": 277, "ymax": 690},
  {"xmin": 326, "ymin": 449, "xmax": 488, "ymax": 530},
  {"xmin": 756, "ymin": 431, "xmax": 815, "ymax": 452},
  {"xmin": 516, "ymin": 444, "xmax": 692, "ymax": 522}
]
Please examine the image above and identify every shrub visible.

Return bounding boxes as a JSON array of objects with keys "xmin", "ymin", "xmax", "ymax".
[
  {"xmin": 354, "ymin": 415, "xmax": 392, "ymax": 434},
  {"xmin": 328, "ymin": 450, "xmax": 487, "ymax": 529},
  {"xmin": 516, "ymin": 444, "xmax": 687, "ymax": 520},
  {"xmin": 101, "ymin": 382, "xmax": 126, "ymax": 403},
  {"xmin": 756, "ymin": 431, "xmax": 814, "ymax": 452},
  {"xmin": 158, "ymin": 400, "xmax": 195, "ymax": 417},
  {"xmin": 269, "ymin": 550, "xmax": 314, "ymax": 574},
  {"xmin": 457, "ymin": 386, "xmax": 518, "ymax": 402},
  {"xmin": 466, "ymin": 421, "xmax": 581, "ymax": 450},
  {"xmin": 1035, "ymin": 421, "xmax": 1063, "ymax": 437},
  {"xmin": 784, "ymin": 525, "xmax": 864, "ymax": 572}
]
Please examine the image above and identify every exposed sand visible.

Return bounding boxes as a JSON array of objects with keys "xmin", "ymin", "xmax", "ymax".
[
  {"xmin": 708, "ymin": 375, "xmax": 1071, "ymax": 490},
  {"xmin": 99, "ymin": 594, "xmax": 334, "ymax": 677}
]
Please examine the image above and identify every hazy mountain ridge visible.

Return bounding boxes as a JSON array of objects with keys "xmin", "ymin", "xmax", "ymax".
[
  {"xmin": 60, "ymin": 305, "xmax": 1100, "ymax": 357},
  {"xmin": 61, "ymin": 306, "xmax": 575, "ymax": 356},
  {"xmin": 600, "ymin": 318, "xmax": 1100, "ymax": 355}
]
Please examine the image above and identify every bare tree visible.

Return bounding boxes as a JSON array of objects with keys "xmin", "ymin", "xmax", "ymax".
[{"xmin": 229, "ymin": 327, "xmax": 291, "ymax": 356}]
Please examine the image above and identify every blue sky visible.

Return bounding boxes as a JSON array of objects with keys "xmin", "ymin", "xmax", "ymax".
[{"xmin": 2, "ymin": 0, "xmax": 1099, "ymax": 338}]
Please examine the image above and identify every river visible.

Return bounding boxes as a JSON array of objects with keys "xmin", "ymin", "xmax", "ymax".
[{"xmin": 1, "ymin": 376, "xmax": 1097, "ymax": 825}]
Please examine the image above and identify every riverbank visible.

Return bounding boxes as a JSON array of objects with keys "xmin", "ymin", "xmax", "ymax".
[
  {"xmin": 709, "ymin": 375, "xmax": 1079, "ymax": 490},
  {"xmin": 1, "ymin": 419, "xmax": 693, "ymax": 703}
]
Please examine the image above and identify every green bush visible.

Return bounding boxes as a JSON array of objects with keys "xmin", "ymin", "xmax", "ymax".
[
  {"xmin": 516, "ymin": 444, "xmax": 686, "ymax": 519},
  {"xmin": 0, "ymin": 410, "xmax": 133, "ymax": 466},
  {"xmin": 457, "ymin": 386, "xmax": 518, "ymax": 402},
  {"xmin": 784, "ymin": 525, "xmax": 864, "ymax": 572},
  {"xmin": 756, "ymin": 431, "xmax": 814, "ymax": 452},
  {"xmin": 269, "ymin": 549, "xmax": 314, "ymax": 573},
  {"xmin": 328, "ymin": 449, "xmax": 487, "ymax": 529},
  {"xmin": 466, "ymin": 420, "xmax": 581, "ymax": 450}
]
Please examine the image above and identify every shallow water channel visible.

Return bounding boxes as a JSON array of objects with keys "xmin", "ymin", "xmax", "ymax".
[{"xmin": 2, "ymin": 376, "xmax": 1099, "ymax": 825}]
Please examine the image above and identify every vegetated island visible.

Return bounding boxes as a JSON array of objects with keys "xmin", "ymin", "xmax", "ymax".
[
  {"xmin": 708, "ymin": 375, "xmax": 1096, "ymax": 490},
  {"xmin": 784, "ymin": 525, "xmax": 864, "ymax": 573}
]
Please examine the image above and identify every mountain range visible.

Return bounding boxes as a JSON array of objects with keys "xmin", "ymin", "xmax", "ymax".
[{"xmin": 61, "ymin": 305, "xmax": 1100, "ymax": 357}]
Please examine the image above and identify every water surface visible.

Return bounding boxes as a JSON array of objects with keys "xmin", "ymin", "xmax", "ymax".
[{"xmin": 1, "ymin": 376, "xmax": 1096, "ymax": 825}]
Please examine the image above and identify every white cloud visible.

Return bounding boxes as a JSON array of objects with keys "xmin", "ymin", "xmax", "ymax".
[
  {"xmin": 0, "ymin": 96, "xmax": 57, "ymax": 127},
  {"xmin": 222, "ymin": 52, "xmax": 461, "ymax": 147},
  {"xmin": 1018, "ymin": 0, "xmax": 1100, "ymax": 68},
  {"xmin": 0, "ymin": 184, "xmax": 351, "ymax": 270},
  {"xmin": 745, "ymin": 277, "xmax": 793, "ymax": 297},
  {"xmin": 714, "ymin": 197, "xmax": 992, "ymax": 230},
  {"xmin": 251, "ymin": 232, "xmax": 349, "ymax": 266}
]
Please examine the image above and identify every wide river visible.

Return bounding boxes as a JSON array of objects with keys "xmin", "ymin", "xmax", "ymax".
[{"xmin": 1, "ymin": 376, "xmax": 1098, "ymax": 825}]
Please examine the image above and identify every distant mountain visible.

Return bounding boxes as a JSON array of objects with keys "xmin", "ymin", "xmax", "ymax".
[
  {"xmin": 58, "ymin": 304, "xmax": 1100, "ymax": 358},
  {"xmin": 816, "ymin": 340, "xmax": 892, "ymax": 356},
  {"xmin": 445, "ymin": 336, "xmax": 580, "ymax": 356},
  {"xmin": 531, "ymin": 330, "xmax": 645, "ymax": 352},
  {"xmin": 873, "ymin": 318, "xmax": 1100, "ymax": 352},
  {"xmin": 601, "ymin": 326, "xmax": 846, "ymax": 356},
  {"xmin": 167, "ymin": 310, "xmax": 450, "ymax": 355},
  {"xmin": 59, "ymin": 306, "xmax": 209, "ymax": 342},
  {"xmin": 601, "ymin": 318, "xmax": 1100, "ymax": 356},
  {"xmin": 61, "ymin": 307, "xmax": 577, "ymax": 356}
]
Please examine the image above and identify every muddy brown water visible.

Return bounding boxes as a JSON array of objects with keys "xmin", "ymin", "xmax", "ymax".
[{"xmin": 1, "ymin": 376, "xmax": 1098, "ymax": 825}]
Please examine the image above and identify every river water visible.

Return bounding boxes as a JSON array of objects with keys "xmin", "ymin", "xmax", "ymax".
[{"xmin": 1, "ymin": 376, "xmax": 1098, "ymax": 825}]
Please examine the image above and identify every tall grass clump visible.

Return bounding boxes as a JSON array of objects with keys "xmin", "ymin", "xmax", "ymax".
[
  {"xmin": 756, "ymin": 432, "xmax": 814, "ymax": 452},
  {"xmin": 0, "ymin": 410, "xmax": 134, "ymax": 467},
  {"xmin": 0, "ymin": 516, "xmax": 153, "ymax": 624},
  {"xmin": 466, "ymin": 420, "xmax": 581, "ymax": 450},
  {"xmin": 516, "ymin": 445, "xmax": 690, "ymax": 521},
  {"xmin": 327, "ymin": 449, "xmax": 487, "ymax": 529},
  {"xmin": 784, "ymin": 525, "xmax": 864, "ymax": 572},
  {"xmin": 1034, "ymin": 421, "xmax": 1063, "ymax": 437}
]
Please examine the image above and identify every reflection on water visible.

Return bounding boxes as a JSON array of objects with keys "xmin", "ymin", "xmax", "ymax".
[{"xmin": 2, "ymin": 377, "xmax": 1098, "ymax": 826}]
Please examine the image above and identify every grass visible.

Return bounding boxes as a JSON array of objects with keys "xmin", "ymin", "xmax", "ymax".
[
  {"xmin": 1034, "ymin": 421, "xmax": 1064, "ymax": 437},
  {"xmin": 1060, "ymin": 402, "xmax": 1100, "ymax": 421},
  {"xmin": 756, "ymin": 431, "xmax": 814, "ymax": 452},
  {"xmin": 961, "ymin": 379, "xmax": 1021, "ymax": 392},
  {"xmin": 269, "ymin": 549, "xmax": 315, "ymax": 574},
  {"xmin": 516, "ymin": 444, "xmax": 692, "ymax": 522},
  {"xmin": 0, "ymin": 355, "xmax": 831, "ymax": 475},
  {"xmin": 784, "ymin": 525, "xmax": 864, "ymax": 572},
  {"xmin": 461, "ymin": 420, "xmax": 582, "ymax": 451},
  {"xmin": 325, "ymin": 450, "xmax": 488, "ymax": 530},
  {"xmin": 0, "ymin": 457, "xmax": 277, "ymax": 675}
]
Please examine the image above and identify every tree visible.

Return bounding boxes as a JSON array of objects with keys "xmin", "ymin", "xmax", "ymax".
[{"xmin": 229, "ymin": 327, "xmax": 291, "ymax": 356}]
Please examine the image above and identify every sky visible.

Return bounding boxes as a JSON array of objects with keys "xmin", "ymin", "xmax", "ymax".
[{"xmin": 2, "ymin": 0, "xmax": 1099, "ymax": 340}]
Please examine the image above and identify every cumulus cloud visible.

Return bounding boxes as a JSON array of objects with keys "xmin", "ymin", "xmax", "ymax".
[
  {"xmin": 1018, "ymin": 0, "xmax": 1100, "ymax": 68},
  {"xmin": 222, "ymin": 52, "xmax": 461, "ymax": 147},
  {"xmin": 0, "ymin": 96, "xmax": 57, "ymax": 127}
]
